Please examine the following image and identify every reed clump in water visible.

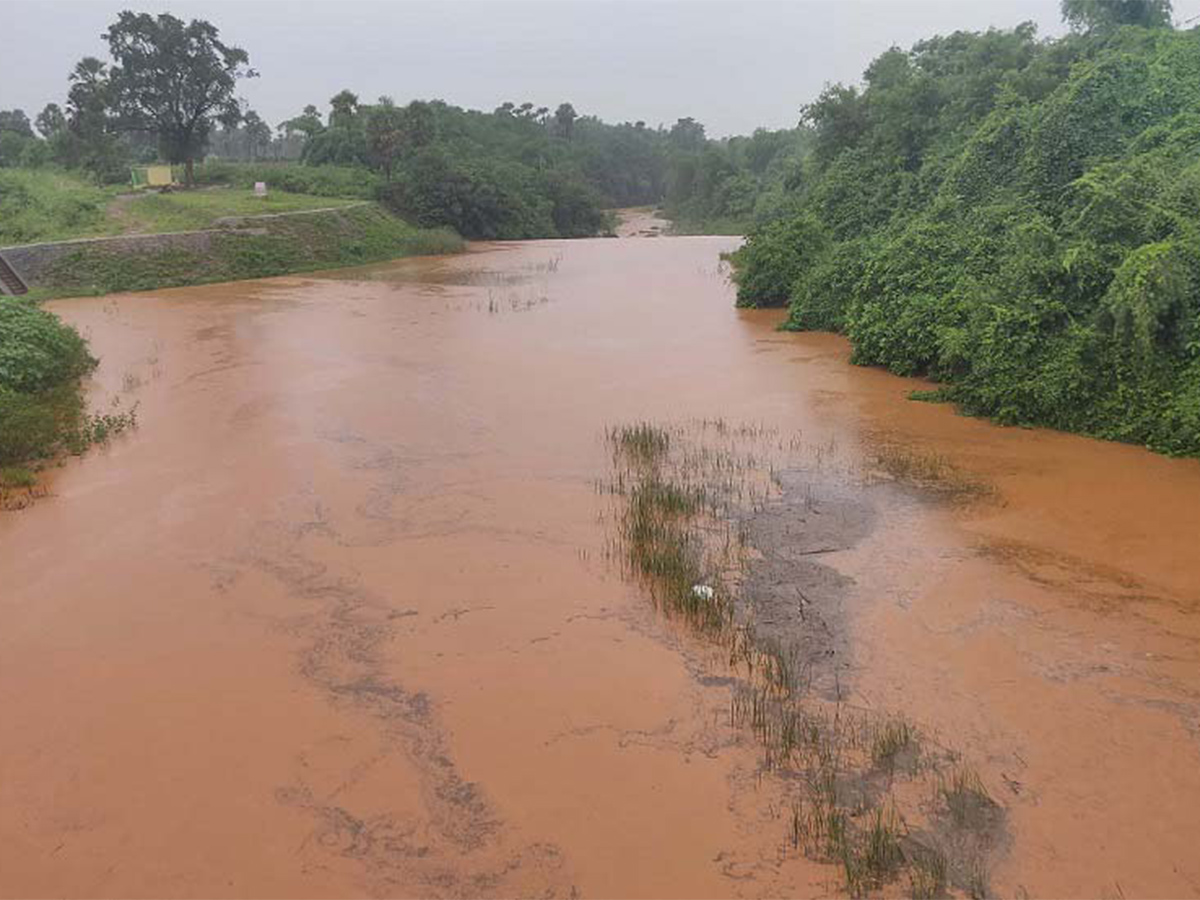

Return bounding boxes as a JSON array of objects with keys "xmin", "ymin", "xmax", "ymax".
[
  {"xmin": 869, "ymin": 441, "xmax": 994, "ymax": 503},
  {"xmin": 601, "ymin": 419, "xmax": 1004, "ymax": 898}
]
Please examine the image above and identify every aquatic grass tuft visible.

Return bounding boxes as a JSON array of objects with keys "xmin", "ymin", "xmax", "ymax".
[
  {"xmin": 870, "ymin": 442, "xmax": 993, "ymax": 501},
  {"xmin": 600, "ymin": 419, "xmax": 1005, "ymax": 897},
  {"xmin": 871, "ymin": 715, "xmax": 919, "ymax": 772},
  {"xmin": 608, "ymin": 422, "xmax": 671, "ymax": 467},
  {"xmin": 939, "ymin": 767, "xmax": 1000, "ymax": 833},
  {"xmin": 907, "ymin": 842, "xmax": 949, "ymax": 899}
]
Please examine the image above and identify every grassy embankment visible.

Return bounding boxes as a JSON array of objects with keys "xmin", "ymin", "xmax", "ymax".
[
  {"xmin": 28, "ymin": 203, "xmax": 461, "ymax": 299},
  {"xmin": 1, "ymin": 166, "xmax": 381, "ymax": 245},
  {"xmin": 0, "ymin": 167, "xmax": 464, "ymax": 300}
]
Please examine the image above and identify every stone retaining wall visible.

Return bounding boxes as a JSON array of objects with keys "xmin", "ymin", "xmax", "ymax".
[
  {"xmin": 0, "ymin": 231, "xmax": 218, "ymax": 288},
  {"xmin": 0, "ymin": 204, "xmax": 370, "ymax": 289}
]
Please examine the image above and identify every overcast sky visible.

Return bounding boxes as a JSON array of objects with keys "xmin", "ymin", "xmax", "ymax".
[{"xmin": 4, "ymin": 1, "xmax": 1200, "ymax": 137}]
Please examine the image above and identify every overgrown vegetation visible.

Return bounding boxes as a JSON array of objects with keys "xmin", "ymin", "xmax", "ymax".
[
  {"xmin": 729, "ymin": 2, "xmax": 1200, "ymax": 456},
  {"xmin": 0, "ymin": 169, "xmax": 122, "ymax": 244},
  {"xmin": 0, "ymin": 299, "xmax": 135, "ymax": 496},
  {"xmin": 601, "ymin": 420, "xmax": 1005, "ymax": 897},
  {"xmin": 34, "ymin": 204, "xmax": 462, "ymax": 297}
]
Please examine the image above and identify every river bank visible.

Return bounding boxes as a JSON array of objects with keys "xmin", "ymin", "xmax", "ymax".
[
  {"xmin": 1, "ymin": 203, "xmax": 462, "ymax": 300},
  {"xmin": 2, "ymin": 235, "xmax": 1199, "ymax": 897}
]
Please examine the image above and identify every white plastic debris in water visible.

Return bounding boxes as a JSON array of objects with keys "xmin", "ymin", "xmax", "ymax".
[{"xmin": 691, "ymin": 584, "xmax": 715, "ymax": 601}]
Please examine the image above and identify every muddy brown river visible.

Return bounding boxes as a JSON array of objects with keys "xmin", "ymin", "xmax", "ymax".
[{"xmin": 3, "ymin": 230, "xmax": 1200, "ymax": 898}]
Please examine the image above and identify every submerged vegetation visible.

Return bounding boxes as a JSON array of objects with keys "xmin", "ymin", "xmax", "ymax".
[
  {"xmin": 730, "ymin": 2, "xmax": 1200, "ymax": 456},
  {"xmin": 601, "ymin": 420, "xmax": 1004, "ymax": 897}
]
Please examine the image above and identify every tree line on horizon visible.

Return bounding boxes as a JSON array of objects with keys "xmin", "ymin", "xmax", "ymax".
[{"xmin": 0, "ymin": 8, "xmax": 806, "ymax": 240}]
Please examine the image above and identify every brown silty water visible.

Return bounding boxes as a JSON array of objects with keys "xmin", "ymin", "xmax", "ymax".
[{"xmin": 2, "ymin": 219, "xmax": 1200, "ymax": 897}]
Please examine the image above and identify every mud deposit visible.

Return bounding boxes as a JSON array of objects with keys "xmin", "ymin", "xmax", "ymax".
[{"xmin": 3, "ymin": 231, "xmax": 1200, "ymax": 898}]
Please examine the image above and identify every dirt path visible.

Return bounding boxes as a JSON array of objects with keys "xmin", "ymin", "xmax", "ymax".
[
  {"xmin": 3, "ymin": 238, "xmax": 1200, "ymax": 897},
  {"xmin": 104, "ymin": 191, "xmax": 147, "ymax": 235}
]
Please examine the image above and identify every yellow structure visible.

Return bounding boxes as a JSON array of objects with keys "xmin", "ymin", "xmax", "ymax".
[
  {"xmin": 131, "ymin": 165, "xmax": 175, "ymax": 188},
  {"xmin": 146, "ymin": 165, "xmax": 173, "ymax": 187}
]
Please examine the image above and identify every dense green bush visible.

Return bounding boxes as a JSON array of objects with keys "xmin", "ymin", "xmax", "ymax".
[
  {"xmin": 0, "ymin": 169, "xmax": 116, "ymax": 245},
  {"xmin": 731, "ymin": 19, "xmax": 1200, "ymax": 456},
  {"xmin": 0, "ymin": 384, "xmax": 80, "ymax": 465},
  {"xmin": 0, "ymin": 300, "xmax": 95, "ymax": 393},
  {"xmin": 377, "ymin": 149, "xmax": 609, "ymax": 240},
  {"xmin": 0, "ymin": 300, "xmax": 97, "ymax": 465},
  {"xmin": 378, "ymin": 151, "xmax": 552, "ymax": 239},
  {"xmin": 729, "ymin": 215, "xmax": 826, "ymax": 307}
]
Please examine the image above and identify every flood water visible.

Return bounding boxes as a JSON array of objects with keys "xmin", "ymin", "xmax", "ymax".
[{"xmin": 3, "ymin": 229, "xmax": 1200, "ymax": 898}]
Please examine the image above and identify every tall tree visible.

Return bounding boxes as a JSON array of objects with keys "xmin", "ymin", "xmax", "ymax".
[
  {"xmin": 241, "ymin": 110, "xmax": 272, "ymax": 160},
  {"xmin": 365, "ymin": 96, "xmax": 405, "ymax": 181},
  {"xmin": 554, "ymin": 103, "xmax": 577, "ymax": 140},
  {"xmin": 364, "ymin": 98, "xmax": 437, "ymax": 181},
  {"xmin": 35, "ymin": 103, "xmax": 67, "ymax": 138},
  {"xmin": 0, "ymin": 109, "xmax": 34, "ymax": 137},
  {"xmin": 802, "ymin": 85, "xmax": 867, "ymax": 163},
  {"xmin": 1060, "ymin": 0, "xmax": 1173, "ymax": 30},
  {"xmin": 102, "ymin": 11, "xmax": 254, "ymax": 184},
  {"xmin": 667, "ymin": 117, "xmax": 707, "ymax": 152},
  {"xmin": 281, "ymin": 104, "xmax": 324, "ymax": 139},
  {"xmin": 402, "ymin": 101, "xmax": 436, "ymax": 151},
  {"xmin": 65, "ymin": 57, "xmax": 122, "ymax": 179},
  {"xmin": 328, "ymin": 90, "xmax": 360, "ymax": 128}
]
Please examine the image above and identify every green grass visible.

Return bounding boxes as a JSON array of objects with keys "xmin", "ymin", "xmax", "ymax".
[
  {"xmin": 186, "ymin": 160, "xmax": 381, "ymax": 199},
  {"xmin": 0, "ymin": 169, "xmax": 123, "ymax": 245},
  {"xmin": 0, "ymin": 166, "xmax": 372, "ymax": 247},
  {"xmin": 117, "ymin": 188, "xmax": 362, "ymax": 234}
]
